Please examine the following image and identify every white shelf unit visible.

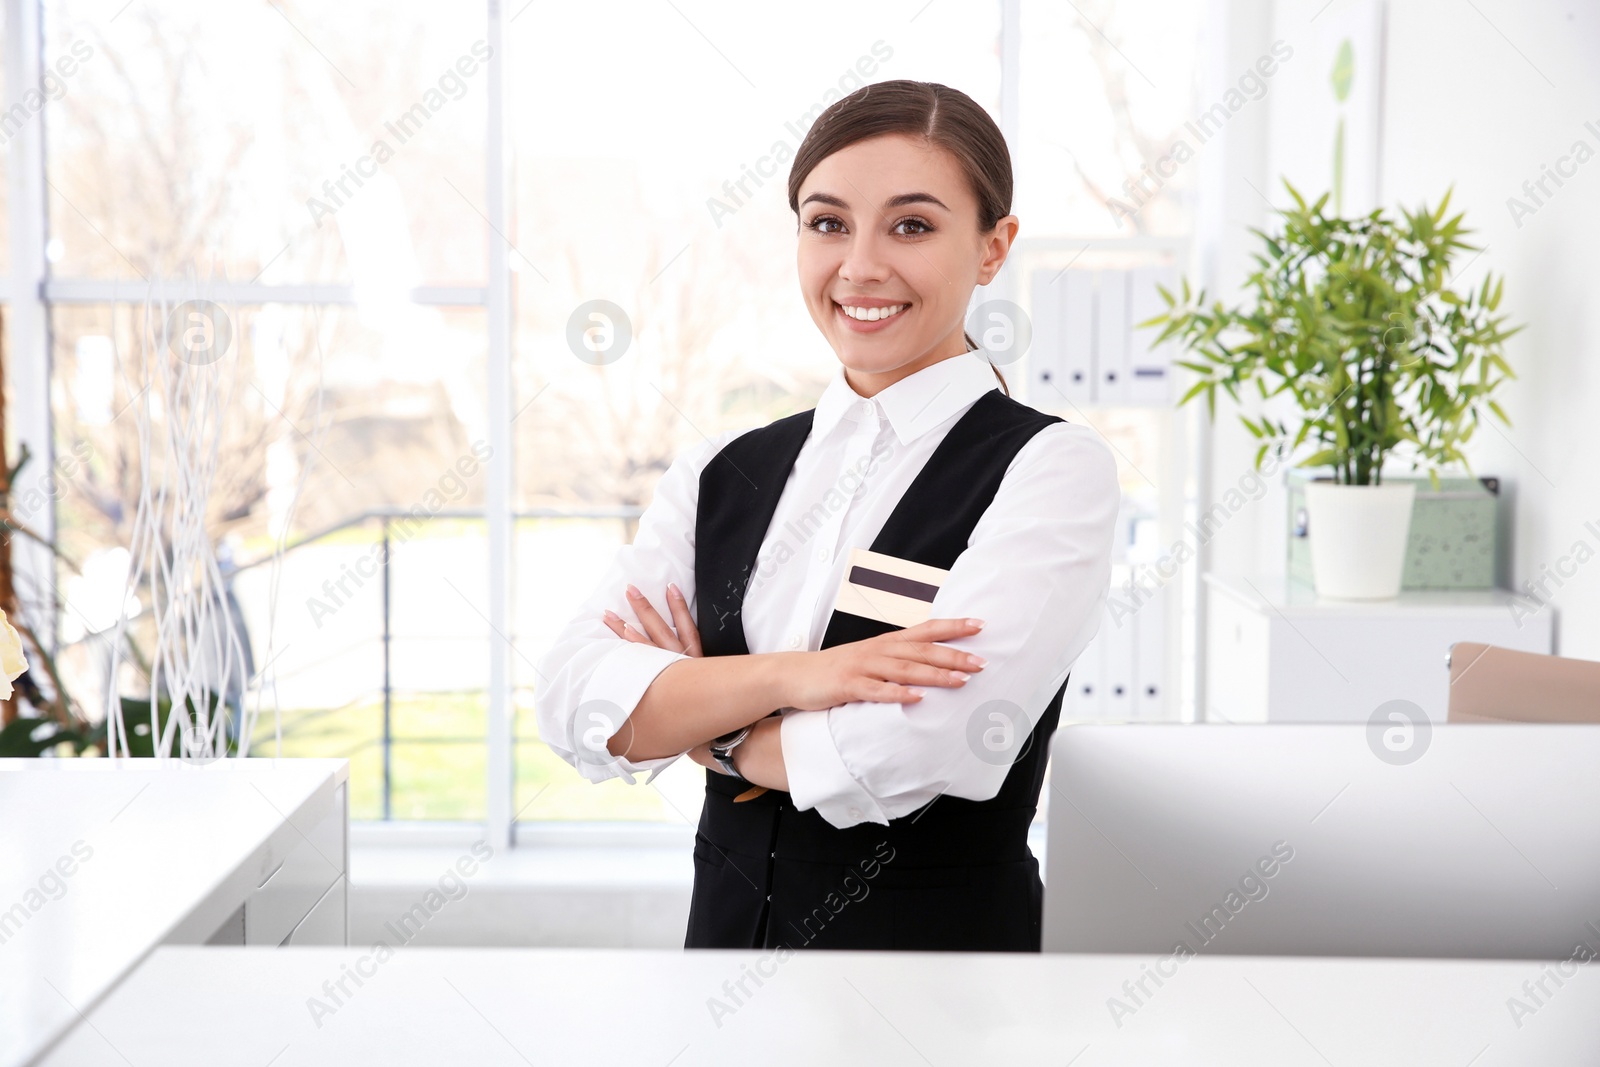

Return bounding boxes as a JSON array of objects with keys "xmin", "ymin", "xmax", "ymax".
[
  {"xmin": 1202, "ymin": 573, "xmax": 1556, "ymax": 723},
  {"xmin": 992, "ymin": 237, "xmax": 1197, "ymax": 722},
  {"xmin": 1062, "ymin": 563, "xmax": 1171, "ymax": 721}
]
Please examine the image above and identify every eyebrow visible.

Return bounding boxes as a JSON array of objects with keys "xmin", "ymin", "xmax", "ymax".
[{"xmin": 800, "ymin": 191, "xmax": 951, "ymax": 213}]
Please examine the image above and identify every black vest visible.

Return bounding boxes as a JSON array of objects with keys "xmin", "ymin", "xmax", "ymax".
[{"xmin": 683, "ymin": 387, "xmax": 1069, "ymax": 952}]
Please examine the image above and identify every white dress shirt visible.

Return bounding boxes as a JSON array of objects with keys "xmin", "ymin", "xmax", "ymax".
[{"xmin": 532, "ymin": 345, "xmax": 1119, "ymax": 829}]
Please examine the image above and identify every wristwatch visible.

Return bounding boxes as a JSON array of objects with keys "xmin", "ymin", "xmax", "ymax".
[{"xmin": 709, "ymin": 724, "xmax": 755, "ymax": 781}]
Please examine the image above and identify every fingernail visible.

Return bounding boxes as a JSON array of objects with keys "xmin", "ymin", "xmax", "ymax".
[
  {"xmin": 603, "ymin": 609, "xmax": 618, "ymax": 621},
  {"xmin": 668, "ymin": 582, "xmax": 681, "ymax": 597},
  {"xmin": 970, "ymin": 656, "xmax": 987, "ymax": 668},
  {"xmin": 626, "ymin": 583, "xmax": 641, "ymax": 598},
  {"xmin": 968, "ymin": 618, "xmax": 985, "ymax": 629},
  {"xmin": 950, "ymin": 671, "xmax": 969, "ymax": 682},
  {"xmin": 908, "ymin": 688, "xmax": 926, "ymax": 698}
]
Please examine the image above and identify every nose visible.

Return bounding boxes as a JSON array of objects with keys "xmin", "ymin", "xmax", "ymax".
[{"xmin": 837, "ymin": 227, "xmax": 891, "ymax": 288}]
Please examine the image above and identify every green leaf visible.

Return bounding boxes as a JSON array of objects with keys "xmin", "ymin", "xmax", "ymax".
[
  {"xmin": 0, "ymin": 716, "xmax": 85, "ymax": 757},
  {"xmin": 1301, "ymin": 448, "xmax": 1344, "ymax": 469},
  {"xmin": 1329, "ymin": 39, "xmax": 1355, "ymax": 102}
]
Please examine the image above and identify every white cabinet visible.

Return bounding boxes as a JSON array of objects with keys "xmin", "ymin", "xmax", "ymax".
[
  {"xmin": 166, "ymin": 776, "xmax": 349, "ymax": 949},
  {"xmin": 283, "ymin": 875, "xmax": 348, "ymax": 946},
  {"xmin": 0, "ymin": 759, "xmax": 349, "ymax": 1067},
  {"xmin": 244, "ymin": 781, "xmax": 347, "ymax": 946},
  {"xmin": 1203, "ymin": 574, "xmax": 1555, "ymax": 723}
]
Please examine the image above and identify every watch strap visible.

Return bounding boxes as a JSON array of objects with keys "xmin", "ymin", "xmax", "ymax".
[{"xmin": 710, "ymin": 723, "xmax": 755, "ymax": 782}]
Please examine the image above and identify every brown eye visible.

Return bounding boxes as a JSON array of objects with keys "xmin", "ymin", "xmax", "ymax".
[
  {"xmin": 894, "ymin": 217, "xmax": 933, "ymax": 236},
  {"xmin": 806, "ymin": 215, "xmax": 845, "ymax": 234}
]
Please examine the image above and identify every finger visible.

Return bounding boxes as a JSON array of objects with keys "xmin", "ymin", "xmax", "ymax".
[
  {"xmin": 604, "ymin": 609, "xmax": 655, "ymax": 645},
  {"xmin": 872, "ymin": 654, "xmax": 972, "ymax": 689},
  {"xmin": 878, "ymin": 635, "xmax": 972, "ymax": 674},
  {"xmin": 837, "ymin": 680, "xmax": 928, "ymax": 704},
  {"xmin": 665, "ymin": 582, "xmax": 703, "ymax": 657},
  {"xmin": 625, "ymin": 585, "xmax": 683, "ymax": 652},
  {"xmin": 882, "ymin": 622, "xmax": 982, "ymax": 664},
  {"xmin": 894, "ymin": 640, "xmax": 987, "ymax": 672},
  {"xmin": 872, "ymin": 681, "xmax": 927, "ymax": 703},
  {"xmin": 900, "ymin": 617, "xmax": 985, "ymax": 640}
]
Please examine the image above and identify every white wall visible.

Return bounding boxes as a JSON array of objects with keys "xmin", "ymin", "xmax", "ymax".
[
  {"xmin": 1373, "ymin": 0, "xmax": 1600, "ymax": 657},
  {"xmin": 1203, "ymin": 0, "xmax": 1600, "ymax": 659}
]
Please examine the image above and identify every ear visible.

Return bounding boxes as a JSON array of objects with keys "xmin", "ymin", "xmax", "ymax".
[{"xmin": 976, "ymin": 215, "xmax": 1020, "ymax": 285}]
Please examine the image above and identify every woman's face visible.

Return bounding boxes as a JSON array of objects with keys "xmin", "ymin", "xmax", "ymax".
[{"xmin": 795, "ymin": 132, "xmax": 1017, "ymax": 394}]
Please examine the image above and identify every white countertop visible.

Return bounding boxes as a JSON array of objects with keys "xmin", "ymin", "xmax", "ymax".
[
  {"xmin": 0, "ymin": 758, "xmax": 348, "ymax": 1067},
  {"xmin": 38, "ymin": 944, "xmax": 1600, "ymax": 1065}
]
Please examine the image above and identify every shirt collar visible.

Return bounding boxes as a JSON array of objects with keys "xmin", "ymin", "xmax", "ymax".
[{"xmin": 813, "ymin": 342, "xmax": 1001, "ymax": 447}]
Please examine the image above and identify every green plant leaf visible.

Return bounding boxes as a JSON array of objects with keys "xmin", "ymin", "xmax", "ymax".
[
  {"xmin": 1301, "ymin": 448, "xmax": 1342, "ymax": 469},
  {"xmin": 1160, "ymin": 182, "xmax": 1518, "ymax": 483}
]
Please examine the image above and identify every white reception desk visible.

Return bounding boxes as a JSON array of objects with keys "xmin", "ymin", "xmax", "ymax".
[
  {"xmin": 34, "ymin": 944, "xmax": 1600, "ymax": 1065},
  {"xmin": 0, "ymin": 758, "xmax": 349, "ymax": 1067},
  {"xmin": 11, "ymin": 757, "xmax": 1598, "ymax": 1064}
]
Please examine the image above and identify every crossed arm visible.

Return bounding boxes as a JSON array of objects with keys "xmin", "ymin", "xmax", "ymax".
[
  {"xmin": 600, "ymin": 580, "xmax": 791, "ymax": 790},
  {"xmin": 598, "ymin": 581, "xmax": 1003, "ymax": 799}
]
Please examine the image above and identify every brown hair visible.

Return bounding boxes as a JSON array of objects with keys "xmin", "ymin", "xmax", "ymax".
[{"xmin": 787, "ymin": 79, "xmax": 1013, "ymax": 396}]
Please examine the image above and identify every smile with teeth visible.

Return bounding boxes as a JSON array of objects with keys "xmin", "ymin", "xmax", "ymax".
[{"xmin": 836, "ymin": 301, "xmax": 909, "ymax": 322}]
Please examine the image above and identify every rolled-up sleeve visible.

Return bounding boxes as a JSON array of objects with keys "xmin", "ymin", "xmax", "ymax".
[
  {"xmin": 780, "ymin": 422, "xmax": 1120, "ymax": 828},
  {"xmin": 533, "ymin": 428, "xmax": 743, "ymax": 785}
]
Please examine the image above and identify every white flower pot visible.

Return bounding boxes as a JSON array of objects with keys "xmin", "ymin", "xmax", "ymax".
[{"xmin": 1303, "ymin": 481, "xmax": 1417, "ymax": 600}]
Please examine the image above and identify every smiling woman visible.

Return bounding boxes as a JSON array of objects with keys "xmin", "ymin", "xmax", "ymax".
[
  {"xmin": 533, "ymin": 78, "xmax": 1119, "ymax": 953},
  {"xmin": 790, "ymin": 79, "xmax": 1017, "ymax": 397}
]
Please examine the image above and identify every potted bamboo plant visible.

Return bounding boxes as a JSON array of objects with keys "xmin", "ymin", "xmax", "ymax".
[{"xmin": 1144, "ymin": 180, "xmax": 1521, "ymax": 599}]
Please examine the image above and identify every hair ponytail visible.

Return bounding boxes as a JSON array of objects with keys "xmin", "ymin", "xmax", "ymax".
[{"xmin": 962, "ymin": 329, "xmax": 1010, "ymax": 397}]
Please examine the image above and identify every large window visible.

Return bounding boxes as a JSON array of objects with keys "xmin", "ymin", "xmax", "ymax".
[
  {"xmin": 27, "ymin": 1, "xmax": 1204, "ymax": 838},
  {"xmin": 42, "ymin": 0, "xmax": 491, "ymax": 821}
]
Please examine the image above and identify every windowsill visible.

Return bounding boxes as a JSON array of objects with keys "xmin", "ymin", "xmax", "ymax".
[
  {"xmin": 349, "ymin": 819, "xmax": 695, "ymax": 850},
  {"xmin": 347, "ymin": 825, "xmax": 698, "ymax": 948},
  {"xmin": 353, "ymin": 840, "xmax": 694, "ymax": 888}
]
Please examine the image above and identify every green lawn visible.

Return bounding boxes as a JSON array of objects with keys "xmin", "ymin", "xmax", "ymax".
[{"xmin": 259, "ymin": 689, "xmax": 697, "ymax": 823}]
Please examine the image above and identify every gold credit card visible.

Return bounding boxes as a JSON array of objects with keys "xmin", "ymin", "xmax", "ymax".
[{"xmin": 832, "ymin": 547, "xmax": 949, "ymax": 629}]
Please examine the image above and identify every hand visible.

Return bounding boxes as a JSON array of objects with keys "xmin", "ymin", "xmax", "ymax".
[
  {"xmin": 782, "ymin": 617, "xmax": 987, "ymax": 712},
  {"xmin": 602, "ymin": 582, "xmax": 702, "ymax": 657},
  {"xmin": 687, "ymin": 738, "xmax": 722, "ymax": 772},
  {"xmin": 688, "ymin": 737, "xmax": 744, "ymax": 776}
]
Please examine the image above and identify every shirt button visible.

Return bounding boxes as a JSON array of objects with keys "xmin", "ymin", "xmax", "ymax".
[
  {"xmin": 787, "ymin": 634, "xmax": 801, "ymax": 649},
  {"xmin": 816, "ymin": 547, "xmax": 829, "ymax": 562},
  {"xmin": 848, "ymin": 807, "xmax": 863, "ymax": 819},
  {"xmin": 770, "ymin": 851, "xmax": 776, "ymax": 858},
  {"xmin": 766, "ymin": 894, "xmax": 772, "ymax": 902}
]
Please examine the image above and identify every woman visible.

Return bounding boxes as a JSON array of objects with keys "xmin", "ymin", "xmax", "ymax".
[{"xmin": 534, "ymin": 79, "xmax": 1118, "ymax": 952}]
